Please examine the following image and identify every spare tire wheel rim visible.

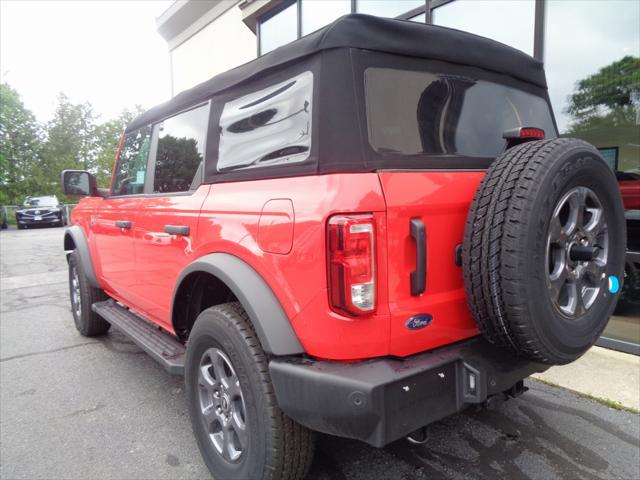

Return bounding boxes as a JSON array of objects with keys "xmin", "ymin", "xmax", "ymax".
[
  {"xmin": 546, "ymin": 186, "xmax": 609, "ymax": 318},
  {"xmin": 197, "ymin": 347, "xmax": 247, "ymax": 463}
]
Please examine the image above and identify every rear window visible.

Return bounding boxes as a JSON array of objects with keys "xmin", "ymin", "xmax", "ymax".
[{"xmin": 365, "ymin": 68, "xmax": 556, "ymax": 159}]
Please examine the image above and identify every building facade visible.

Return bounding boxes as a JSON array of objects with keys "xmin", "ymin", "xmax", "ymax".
[{"xmin": 157, "ymin": 0, "xmax": 640, "ymax": 353}]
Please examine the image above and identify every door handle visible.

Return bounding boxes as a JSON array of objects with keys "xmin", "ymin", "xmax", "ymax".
[
  {"xmin": 115, "ymin": 220, "xmax": 132, "ymax": 229},
  {"xmin": 410, "ymin": 218, "xmax": 426, "ymax": 296},
  {"xmin": 164, "ymin": 225, "xmax": 190, "ymax": 236}
]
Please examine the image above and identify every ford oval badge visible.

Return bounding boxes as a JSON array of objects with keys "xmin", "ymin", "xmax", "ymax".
[{"xmin": 405, "ymin": 314, "xmax": 432, "ymax": 330}]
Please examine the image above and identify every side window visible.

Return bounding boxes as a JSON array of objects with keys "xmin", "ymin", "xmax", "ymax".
[
  {"xmin": 152, "ymin": 104, "xmax": 209, "ymax": 193},
  {"xmin": 218, "ymin": 71, "xmax": 313, "ymax": 172},
  {"xmin": 112, "ymin": 126, "xmax": 152, "ymax": 196}
]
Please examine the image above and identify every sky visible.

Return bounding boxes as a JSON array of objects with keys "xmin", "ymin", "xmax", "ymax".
[{"xmin": 1, "ymin": 0, "xmax": 174, "ymax": 123}]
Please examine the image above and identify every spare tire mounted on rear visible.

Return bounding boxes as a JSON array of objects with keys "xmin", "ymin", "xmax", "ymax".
[{"xmin": 462, "ymin": 138, "xmax": 626, "ymax": 365}]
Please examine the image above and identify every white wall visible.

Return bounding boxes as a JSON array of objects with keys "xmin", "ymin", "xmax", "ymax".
[{"xmin": 170, "ymin": 5, "xmax": 256, "ymax": 94}]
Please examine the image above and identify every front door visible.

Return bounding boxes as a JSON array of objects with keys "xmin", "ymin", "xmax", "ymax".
[
  {"xmin": 94, "ymin": 126, "xmax": 152, "ymax": 305},
  {"xmin": 132, "ymin": 103, "xmax": 210, "ymax": 331}
]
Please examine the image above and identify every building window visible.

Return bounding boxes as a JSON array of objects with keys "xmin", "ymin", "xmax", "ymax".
[
  {"xmin": 432, "ymin": 0, "xmax": 535, "ymax": 56},
  {"xmin": 259, "ymin": 1, "xmax": 298, "ymax": 54},
  {"xmin": 258, "ymin": 0, "xmax": 427, "ymax": 55},
  {"xmin": 356, "ymin": 0, "xmax": 424, "ymax": 18},
  {"xmin": 301, "ymin": 0, "xmax": 351, "ymax": 36}
]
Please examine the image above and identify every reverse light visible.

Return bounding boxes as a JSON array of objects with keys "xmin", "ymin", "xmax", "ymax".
[{"xmin": 327, "ymin": 215, "xmax": 376, "ymax": 316}]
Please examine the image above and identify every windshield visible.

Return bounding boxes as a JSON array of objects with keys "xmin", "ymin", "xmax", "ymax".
[
  {"xmin": 365, "ymin": 68, "xmax": 557, "ymax": 159},
  {"xmin": 22, "ymin": 196, "xmax": 58, "ymax": 207}
]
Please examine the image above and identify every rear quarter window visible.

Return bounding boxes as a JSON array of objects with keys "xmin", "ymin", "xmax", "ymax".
[
  {"xmin": 217, "ymin": 71, "xmax": 313, "ymax": 172},
  {"xmin": 365, "ymin": 67, "xmax": 556, "ymax": 159}
]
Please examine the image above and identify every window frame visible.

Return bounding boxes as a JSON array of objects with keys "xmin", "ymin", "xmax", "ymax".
[{"xmin": 109, "ymin": 125, "xmax": 154, "ymax": 198}]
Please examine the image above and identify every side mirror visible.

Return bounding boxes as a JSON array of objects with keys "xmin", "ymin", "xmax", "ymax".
[{"xmin": 61, "ymin": 170, "xmax": 100, "ymax": 197}]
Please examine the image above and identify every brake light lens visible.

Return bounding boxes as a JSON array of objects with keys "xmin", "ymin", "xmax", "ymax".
[
  {"xmin": 327, "ymin": 215, "xmax": 376, "ymax": 316},
  {"xmin": 519, "ymin": 127, "xmax": 545, "ymax": 139}
]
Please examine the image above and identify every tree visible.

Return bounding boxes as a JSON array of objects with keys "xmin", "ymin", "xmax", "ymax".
[
  {"xmin": 565, "ymin": 56, "xmax": 640, "ymax": 133},
  {"xmin": 0, "ymin": 84, "xmax": 43, "ymax": 204},
  {"xmin": 40, "ymin": 93, "xmax": 97, "ymax": 197}
]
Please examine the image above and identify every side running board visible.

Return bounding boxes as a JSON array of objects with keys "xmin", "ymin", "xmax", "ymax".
[{"xmin": 92, "ymin": 299, "xmax": 186, "ymax": 375}]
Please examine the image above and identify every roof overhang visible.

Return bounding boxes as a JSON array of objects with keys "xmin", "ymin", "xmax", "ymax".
[
  {"xmin": 156, "ymin": 0, "xmax": 246, "ymax": 50},
  {"xmin": 238, "ymin": 0, "xmax": 284, "ymax": 33}
]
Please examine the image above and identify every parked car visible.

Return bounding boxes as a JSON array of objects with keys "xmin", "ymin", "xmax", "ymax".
[
  {"xmin": 616, "ymin": 171, "xmax": 640, "ymax": 210},
  {"xmin": 15, "ymin": 195, "xmax": 67, "ymax": 229},
  {"xmin": 60, "ymin": 14, "xmax": 626, "ymax": 480}
]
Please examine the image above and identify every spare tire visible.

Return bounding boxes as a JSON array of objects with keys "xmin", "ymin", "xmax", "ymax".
[{"xmin": 462, "ymin": 138, "xmax": 626, "ymax": 365}]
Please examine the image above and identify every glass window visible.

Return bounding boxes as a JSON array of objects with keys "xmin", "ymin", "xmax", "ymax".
[
  {"xmin": 301, "ymin": 0, "xmax": 351, "ymax": 35},
  {"xmin": 544, "ymin": 1, "xmax": 640, "ymax": 348},
  {"xmin": 410, "ymin": 13, "xmax": 426, "ymax": 23},
  {"xmin": 152, "ymin": 104, "xmax": 209, "ymax": 194},
  {"xmin": 356, "ymin": 0, "xmax": 423, "ymax": 18},
  {"xmin": 433, "ymin": 0, "xmax": 535, "ymax": 56},
  {"xmin": 218, "ymin": 71, "xmax": 313, "ymax": 172},
  {"xmin": 112, "ymin": 126, "xmax": 152, "ymax": 196},
  {"xmin": 260, "ymin": 2, "xmax": 298, "ymax": 54},
  {"xmin": 365, "ymin": 67, "xmax": 556, "ymax": 158}
]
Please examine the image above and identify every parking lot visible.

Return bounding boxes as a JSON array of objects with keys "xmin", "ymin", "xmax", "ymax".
[{"xmin": 1, "ymin": 226, "xmax": 639, "ymax": 480}]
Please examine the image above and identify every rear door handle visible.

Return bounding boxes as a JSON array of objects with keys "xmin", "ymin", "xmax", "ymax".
[
  {"xmin": 410, "ymin": 218, "xmax": 427, "ymax": 296},
  {"xmin": 164, "ymin": 225, "xmax": 190, "ymax": 236},
  {"xmin": 115, "ymin": 220, "xmax": 132, "ymax": 229}
]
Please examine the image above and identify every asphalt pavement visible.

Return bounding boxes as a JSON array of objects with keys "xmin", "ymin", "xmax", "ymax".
[{"xmin": 1, "ymin": 226, "xmax": 639, "ymax": 480}]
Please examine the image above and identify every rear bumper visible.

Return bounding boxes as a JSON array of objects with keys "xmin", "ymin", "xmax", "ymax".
[{"xmin": 269, "ymin": 336, "xmax": 548, "ymax": 447}]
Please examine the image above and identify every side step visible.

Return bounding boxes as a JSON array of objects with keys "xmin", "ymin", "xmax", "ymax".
[{"xmin": 92, "ymin": 299, "xmax": 185, "ymax": 375}]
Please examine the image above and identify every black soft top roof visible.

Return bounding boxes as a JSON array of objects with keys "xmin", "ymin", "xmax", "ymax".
[{"xmin": 127, "ymin": 13, "xmax": 546, "ymax": 132}]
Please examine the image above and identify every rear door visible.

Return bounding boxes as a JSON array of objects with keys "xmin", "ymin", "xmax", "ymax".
[
  {"xmin": 363, "ymin": 66, "xmax": 557, "ymax": 356},
  {"xmin": 93, "ymin": 126, "xmax": 151, "ymax": 303},
  {"xmin": 133, "ymin": 103, "xmax": 210, "ymax": 331}
]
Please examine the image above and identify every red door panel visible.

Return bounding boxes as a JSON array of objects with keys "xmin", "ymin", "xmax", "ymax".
[
  {"xmin": 378, "ymin": 171, "xmax": 484, "ymax": 356},
  {"xmin": 92, "ymin": 197, "xmax": 140, "ymax": 303},
  {"xmin": 133, "ymin": 185, "xmax": 211, "ymax": 331}
]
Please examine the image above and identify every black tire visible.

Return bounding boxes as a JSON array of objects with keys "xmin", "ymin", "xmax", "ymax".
[
  {"xmin": 17, "ymin": 224, "xmax": 25, "ymax": 230},
  {"xmin": 463, "ymin": 138, "xmax": 626, "ymax": 365},
  {"xmin": 186, "ymin": 303, "xmax": 314, "ymax": 480},
  {"xmin": 68, "ymin": 250, "xmax": 110, "ymax": 336}
]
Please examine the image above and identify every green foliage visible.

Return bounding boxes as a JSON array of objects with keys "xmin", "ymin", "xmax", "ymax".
[
  {"xmin": 0, "ymin": 84, "xmax": 43, "ymax": 204},
  {"xmin": 0, "ymin": 83, "xmax": 144, "ymax": 204},
  {"xmin": 565, "ymin": 56, "xmax": 640, "ymax": 133}
]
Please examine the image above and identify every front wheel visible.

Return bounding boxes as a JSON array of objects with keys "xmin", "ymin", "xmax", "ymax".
[
  {"xmin": 68, "ymin": 250, "xmax": 110, "ymax": 336},
  {"xmin": 185, "ymin": 303, "xmax": 314, "ymax": 480}
]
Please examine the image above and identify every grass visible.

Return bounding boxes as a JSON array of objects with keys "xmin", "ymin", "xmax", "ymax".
[{"xmin": 533, "ymin": 377, "xmax": 640, "ymax": 414}]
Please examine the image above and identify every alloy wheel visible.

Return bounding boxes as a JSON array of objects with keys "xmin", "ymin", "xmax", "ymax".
[
  {"xmin": 546, "ymin": 186, "xmax": 609, "ymax": 318},
  {"xmin": 197, "ymin": 347, "xmax": 248, "ymax": 463}
]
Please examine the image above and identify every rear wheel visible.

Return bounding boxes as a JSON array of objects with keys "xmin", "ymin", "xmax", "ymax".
[
  {"xmin": 186, "ymin": 303, "xmax": 314, "ymax": 480},
  {"xmin": 68, "ymin": 250, "xmax": 110, "ymax": 336},
  {"xmin": 463, "ymin": 138, "xmax": 626, "ymax": 364}
]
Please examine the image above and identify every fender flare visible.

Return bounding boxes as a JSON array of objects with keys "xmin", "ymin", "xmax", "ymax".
[
  {"xmin": 64, "ymin": 226, "xmax": 100, "ymax": 288},
  {"xmin": 172, "ymin": 253, "xmax": 304, "ymax": 356}
]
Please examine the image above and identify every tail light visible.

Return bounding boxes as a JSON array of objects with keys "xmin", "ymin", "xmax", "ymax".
[{"xmin": 327, "ymin": 214, "xmax": 376, "ymax": 316}]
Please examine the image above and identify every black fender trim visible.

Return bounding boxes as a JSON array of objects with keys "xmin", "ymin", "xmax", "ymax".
[
  {"xmin": 63, "ymin": 226, "xmax": 100, "ymax": 288},
  {"xmin": 172, "ymin": 253, "xmax": 304, "ymax": 356}
]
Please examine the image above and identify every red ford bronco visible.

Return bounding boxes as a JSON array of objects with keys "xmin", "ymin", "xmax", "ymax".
[{"xmin": 61, "ymin": 14, "xmax": 626, "ymax": 480}]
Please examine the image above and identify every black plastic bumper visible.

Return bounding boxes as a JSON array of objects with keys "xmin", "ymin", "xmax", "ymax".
[{"xmin": 269, "ymin": 337, "xmax": 548, "ymax": 447}]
